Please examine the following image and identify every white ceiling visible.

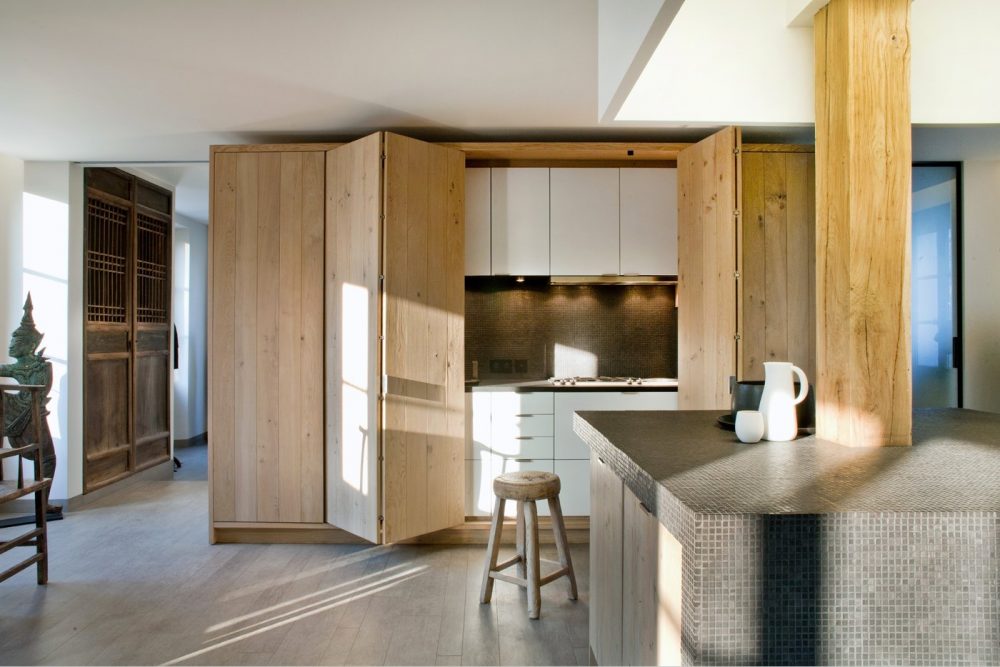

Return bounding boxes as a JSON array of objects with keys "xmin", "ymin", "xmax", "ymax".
[{"xmin": 0, "ymin": 0, "xmax": 609, "ymax": 163}]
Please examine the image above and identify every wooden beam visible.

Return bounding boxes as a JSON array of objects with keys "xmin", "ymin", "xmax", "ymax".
[
  {"xmin": 441, "ymin": 142, "xmax": 690, "ymax": 162},
  {"xmin": 814, "ymin": 0, "xmax": 912, "ymax": 447}
]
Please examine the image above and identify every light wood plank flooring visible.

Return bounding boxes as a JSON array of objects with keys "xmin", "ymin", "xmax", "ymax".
[{"xmin": 0, "ymin": 446, "xmax": 589, "ymax": 665}]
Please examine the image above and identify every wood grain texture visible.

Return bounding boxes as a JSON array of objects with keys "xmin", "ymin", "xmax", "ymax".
[
  {"xmin": 325, "ymin": 133, "xmax": 383, "ymax": 543},
  {"xmin": 622, "ymin": 488, "xmax": 682, "ymax": 667},
  {"xmin": 382, "ymin": 133, "xmax": 466, "ymax": 543},
  {"xmin": 441, "ymin": 141, "xmax": 689, "ymax": 162},
  {"xmin": 740, "ymin": 152, "xmax": 817, "ymax": 381},
  {"xmin": 210, "ymin": 149, "xmax": 327, "ymax": 527},
  {"xmin": 209, "ymin": 153, "xmax": 237, "ymax": 522},
  {"xmin": 815, "ymin": 0, "xmax": 912, "ymax": 446},
  {"xmin": 677, "ymin": 127, "xmax": 740, "ymax": 409},
  {"xmin": 589, "ymin": 454, "xmax": 623, "ymax": 666}
]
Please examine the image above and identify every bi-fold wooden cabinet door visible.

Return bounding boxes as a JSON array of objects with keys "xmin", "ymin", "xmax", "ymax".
[{"xmin": 326, "ymin": 132, "xmax": 466, "ymax": 544}]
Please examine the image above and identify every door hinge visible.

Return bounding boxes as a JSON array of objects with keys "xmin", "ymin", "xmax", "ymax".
[
  {"xmin": 378, "ymin": 515, "xmax": 384, "ymax": 523},
  {"xmin": 733, "ymin": 147, "xmax": 741, "ymax": 155},
  {"xmin": 734, "ymin": 333, "xmax": 742, "ymax": 341},
  {"xmin": 734, "ymin": 271, "xmax": 740, "ymax": 279},
  {"xmin": 733, "ymin": 209, "xmax": 741, "ymax": 217}
]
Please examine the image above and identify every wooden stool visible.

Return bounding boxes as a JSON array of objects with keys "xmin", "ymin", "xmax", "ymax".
[{"xmin": 480, "ymin": 470, "xmax": 578, "ymax": 619}]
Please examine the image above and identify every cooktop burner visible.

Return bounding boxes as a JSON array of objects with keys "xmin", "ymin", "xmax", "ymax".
[{"xmin": 549, "ymin": 376, "xmax": 644, "ymax": 386}]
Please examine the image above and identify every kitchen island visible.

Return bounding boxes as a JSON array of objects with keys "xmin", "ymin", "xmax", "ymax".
[{"xmin": 575, "ymin": 409, "xmax": 1000, "ymax": 666}]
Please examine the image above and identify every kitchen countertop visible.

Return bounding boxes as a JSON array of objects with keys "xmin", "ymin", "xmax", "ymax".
[
  {"xmin": 466, "ymin": 378, "xmax": 678, "ymax": 393},
  {"xmin": 574, "ymin": 408, "xmax": 1000, "ymax": 516}
]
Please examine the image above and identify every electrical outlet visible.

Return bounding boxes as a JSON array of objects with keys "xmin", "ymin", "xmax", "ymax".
[
  {"xmin": 489, "ymin": 359, "xmax": 514, "ymax": 373},
  {"xmin": 514, "ymin": 359, "xmax": 528, "ymax": 373}
]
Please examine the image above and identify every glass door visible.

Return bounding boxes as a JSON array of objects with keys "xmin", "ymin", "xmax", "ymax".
[{"xmin": 911, "ymin": 164, "xmax": 961, "ymax": 408}]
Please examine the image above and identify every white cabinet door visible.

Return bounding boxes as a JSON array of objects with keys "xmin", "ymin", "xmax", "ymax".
[
  {"xmin": 466, "ymin": 391, "xmax": 492, "ymax": 459},
  {"xmin": 465, "ymin": 458, "xmax": 494, "ymax": 517},
  {"xmin": 491, "ymin": 168, "xmax": 549, "ymax": 276},
  {"xmin": 620, "ymin": 168, "xmax": 678, "ymax": 275},
  {"xmin": 550, "ymin": 168, "xmax": 620, "ymax": 276},
  {"xmin": 465, "ymin": 168, "xmax": 492, "ymax": 276},
  {"xmin": 554, "ymin": 391, "xmax": 678, "ymax": 459},
  {"xmin": 554, "ymin": 459, "xmax": 590, "ymax": 516}
]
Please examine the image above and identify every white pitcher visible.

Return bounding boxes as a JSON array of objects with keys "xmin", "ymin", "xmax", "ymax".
[{"xmin": 759, "ymin": 361, "xmax": 809, "ymax": 441}]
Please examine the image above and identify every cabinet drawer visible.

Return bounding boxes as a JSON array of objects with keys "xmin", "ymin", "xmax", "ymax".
[
  {"xmin": 554, "ymin": 391, "xmax": 677, "ymax": 459},
  {"xmin": 493, "ymin": 413, "xmax": 553, "ymax": 442},
  {"xmin": 491, "ymin": 391, "xmax": 553, "ymax": 417},
  {"xmin": 491, "ymin": 435, "xmax": 554, "ymax": 459}
]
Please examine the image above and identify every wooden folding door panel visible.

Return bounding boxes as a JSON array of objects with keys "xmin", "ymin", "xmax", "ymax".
[
  {"xmin": 381, "ymin": 133, "xmax": 465, "ymax": 544},
  {"xmin": 132, "ymin": 183, "xmax": 173, "ymax": 471},
  {"xmin": 325, "ymin": 134, "xmax": 383, "ymax": 542},
  {"xmin": 210, "ymin": 150, "xmax": 325, "ymax": 525},
  {"xmin": 84, "ymin": 170, "xmax": 133, "ymax": 491},
  {"xmin": 677, "ymin": 127, "xmax": 741, "ymax": 409}
]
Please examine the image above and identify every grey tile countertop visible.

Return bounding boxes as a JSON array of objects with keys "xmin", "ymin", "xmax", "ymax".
[{"xmin": 574, "ymin": 408, "xmax": 1000, "ymax": 515}]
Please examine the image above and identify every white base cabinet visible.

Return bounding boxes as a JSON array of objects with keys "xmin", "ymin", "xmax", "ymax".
[{"xmin": 465, "ymin": 390, "xmax": 677, "ymax": 517}]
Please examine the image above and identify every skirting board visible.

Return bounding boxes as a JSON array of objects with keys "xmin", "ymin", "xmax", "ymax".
[
  {"xmin": 174, "ymin": 432, "xmax": 207, "ymax": 449},
  {"xmin": 211, "ymin": 517, "xmax": 590, "ymax": 545},
  {"xmin": 66, "ymin": 459, "xmax": 174, "ymax": 512}
]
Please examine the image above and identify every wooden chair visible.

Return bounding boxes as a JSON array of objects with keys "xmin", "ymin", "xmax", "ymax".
[{"xmin": 479, "ymin": 470, "xmax": 577, "ymax": 619}]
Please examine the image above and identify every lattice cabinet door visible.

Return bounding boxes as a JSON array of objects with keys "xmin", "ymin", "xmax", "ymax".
[{"xmin": 83, "ymin": 168, "xmax": 172, "ymax": 492}]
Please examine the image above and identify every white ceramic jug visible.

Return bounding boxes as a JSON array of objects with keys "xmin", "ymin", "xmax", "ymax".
[{"xmin": 759, "ymin": 361, "xmax": 809, "ymax": 441}]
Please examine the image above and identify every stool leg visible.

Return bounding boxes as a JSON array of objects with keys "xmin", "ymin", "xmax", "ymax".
[
  {"xmin": 524, "ymin": 500, "xmax": 541, "ymax": 619},
  {"xmin": 480, "ymin": 496, "xmax": 506, "ymax": 604},
  {"xmin": 516, "ymin": 501, "xmax": 526, "ymax": 578},
  {"xmin": 549, "ymin": 495, "xmax": 578, "ymax": 600}
]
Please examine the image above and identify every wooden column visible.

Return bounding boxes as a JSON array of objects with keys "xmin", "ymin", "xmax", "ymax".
[{"xmin": 814, "ymin": 0, "xmax": 912, "ymax": 446}]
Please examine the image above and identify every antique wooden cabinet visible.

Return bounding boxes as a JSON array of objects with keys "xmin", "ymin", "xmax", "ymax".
[{"xmin": 84, "ymin": 168, "xmax": 173, "ymax": 492}]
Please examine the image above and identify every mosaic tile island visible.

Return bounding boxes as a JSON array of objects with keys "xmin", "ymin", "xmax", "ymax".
[{"xmin": 575, "ymin": 408, "xmax": 1000, "ymax": 666}]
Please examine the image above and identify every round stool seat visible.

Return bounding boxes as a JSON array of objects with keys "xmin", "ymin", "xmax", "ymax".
[{"xmin": 493, "ymin": 470, "xmax": 560, "ymax": 502}]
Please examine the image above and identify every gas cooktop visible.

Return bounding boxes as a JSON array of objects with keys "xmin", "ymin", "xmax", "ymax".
[{"xmin": 548, "ymin": 376, "xmax": 677, "ymax": 387}]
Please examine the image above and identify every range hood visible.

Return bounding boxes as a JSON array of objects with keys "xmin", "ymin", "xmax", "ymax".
[{"xmin": 548, "ymin": 275, "xmax": 678, "ymax": 286}]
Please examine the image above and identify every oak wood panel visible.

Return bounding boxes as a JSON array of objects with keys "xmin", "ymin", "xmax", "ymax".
[
  {"xmin": 233, "ymin": 153, "xmax": 259, "ymax": 522},
  {"xmin": 589, "ymin": 454, "xmax": 623, "ymax": 666},
  {"xmin": 325, "ymin": 133, "xmax": 383, "ymax": 543},
  {"xmin": 255, "ymin": 153, "xmax": 281, "ymax": 522},
  {"xmin": 815, "ymin": 0, "xmax": 912, "ymax": 446},
  {"xmin": 622, "ymin": 488, "xmax": 682, "ymax": 667},
  {"xmin": 212, "ymin": 143, "xmax": 345, "ymax": 154},
  {"xmin": 381, "ymin": 133, "xmax": 466, "ymax": 544},
  {"xmin": 740, "ymin": 152, "xmax": 818, "ymax": 382},
  {"xmin": 442, "ymin": 142, "xmax": 689, "ymax": 162},
  {"xmin": 210, "ymin": 153, "xmax": 237, "ymax": 521},
  {"xmin": 677, "ymin": 127, "xmax": 740, "ymax": 409},
  {"xmin": 300, "ymin": 152, "xmax": 326, "ymax": 523}
]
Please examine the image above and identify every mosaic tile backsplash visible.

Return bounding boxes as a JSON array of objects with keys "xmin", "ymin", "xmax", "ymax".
[{"xmin": 465, "ymin": 278, "xmax": 678, "ymax": 381}]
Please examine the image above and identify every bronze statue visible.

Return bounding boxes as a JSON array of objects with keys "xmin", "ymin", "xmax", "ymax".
[{"xmin": 1, "ymin": 294, "xmax": 59, "ymax": 513}]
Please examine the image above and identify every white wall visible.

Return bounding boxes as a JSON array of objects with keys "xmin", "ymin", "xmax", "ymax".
[
  {"xmin": 962, "ymin": 161, "xmax": 1000, "ymax": 414},
  {"xmin": 19, "ymin": 161, "xmax": 85, "ymax": 501},
  {"xmin": 172, "ymin": 215, "xmax": 207, "ymax": 441}
]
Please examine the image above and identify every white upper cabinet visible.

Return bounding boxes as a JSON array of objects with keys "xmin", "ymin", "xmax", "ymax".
[
  {"xmin": 620, "ymin": 168, "xmax": 678, "ymax": 275},
  {"xmin": 491, "ymin": 168, "xmax": 550, "ymax": 275},
  {"xmin": 550, "ymin": 168, "xmax": 621, "ymax": 276},
  {"xmin": 465, "ymin": 168, "xmax": 492, "ymax": 276}
]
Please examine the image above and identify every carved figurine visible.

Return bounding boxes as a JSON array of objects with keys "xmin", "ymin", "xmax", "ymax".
[{"xmin": 1, "ymin": 294, "xmax": 60, "ymax": 513}]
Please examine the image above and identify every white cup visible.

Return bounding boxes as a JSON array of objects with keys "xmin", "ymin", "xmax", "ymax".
[{"xmin": 735, "ymin": 410, "xmax": 765, "ymax": 444}]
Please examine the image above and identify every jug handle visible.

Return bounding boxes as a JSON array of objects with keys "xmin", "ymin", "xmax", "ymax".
[{"xmin": 792, "ymin": 365, "xmax": 809, "ymax": 404}]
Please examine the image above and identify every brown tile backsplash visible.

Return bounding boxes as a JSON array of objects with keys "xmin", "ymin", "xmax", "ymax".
[{"xmin": 465, "ymin": 277, "xmax": 677, "ymax": 380}]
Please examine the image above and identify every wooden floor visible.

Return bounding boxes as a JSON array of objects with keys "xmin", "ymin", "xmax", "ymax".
[{"xmin": 0, "ymin": 446, "xmax": 590, "ymax": 665}]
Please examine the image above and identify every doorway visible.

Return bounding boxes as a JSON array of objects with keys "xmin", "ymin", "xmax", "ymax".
[{"xmin": 911, "ymin": 163, "xmax": 962, "ymax": 408}]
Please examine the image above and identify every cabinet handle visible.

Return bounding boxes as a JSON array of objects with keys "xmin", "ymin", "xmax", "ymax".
[
  {"xmin": 514, "ymin": 436, "xmax": 534, "ymax": 440},
  {"xmin": 639, "ymin": 501, "xmax": 653, "ymax": 515},
  {"xmin": 597, "ymin": 456, "xmax": 606, "ymax": 465},
  {"xmin": 514, "ymin": 413, "xmax": 538, "ymax": 417}
]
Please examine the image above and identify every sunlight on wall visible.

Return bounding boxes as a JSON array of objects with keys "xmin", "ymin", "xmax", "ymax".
[
  {"xmin": 173, "ymin": 236, "xmax": 191, "ymax": 436},
  {"xmin": 20, "ymin": 192, "xmax": 69, "ymax": 496},
  {"xmin": 553, "ymin": 342, "xmax": 598, "ymax": 377},
  {"xmin": 340, "ymin": 282, "xmax": 370, "ymax": 493}
]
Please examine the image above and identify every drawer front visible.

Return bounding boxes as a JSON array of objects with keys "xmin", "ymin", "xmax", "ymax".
[
  {"xmin": 554, "ymin": 391, "xmax": 677, "ymax": 459},
  {"xmin": 491, "ymin": 391, "xmax": 554, "ymax": 418},
  {"xmin": 493, "ymin": 413, "xmax": 554, "ymax": 443},
  {"xmin": 491, "ymin": 435, "xmax": 554, "ymax": 459}
]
